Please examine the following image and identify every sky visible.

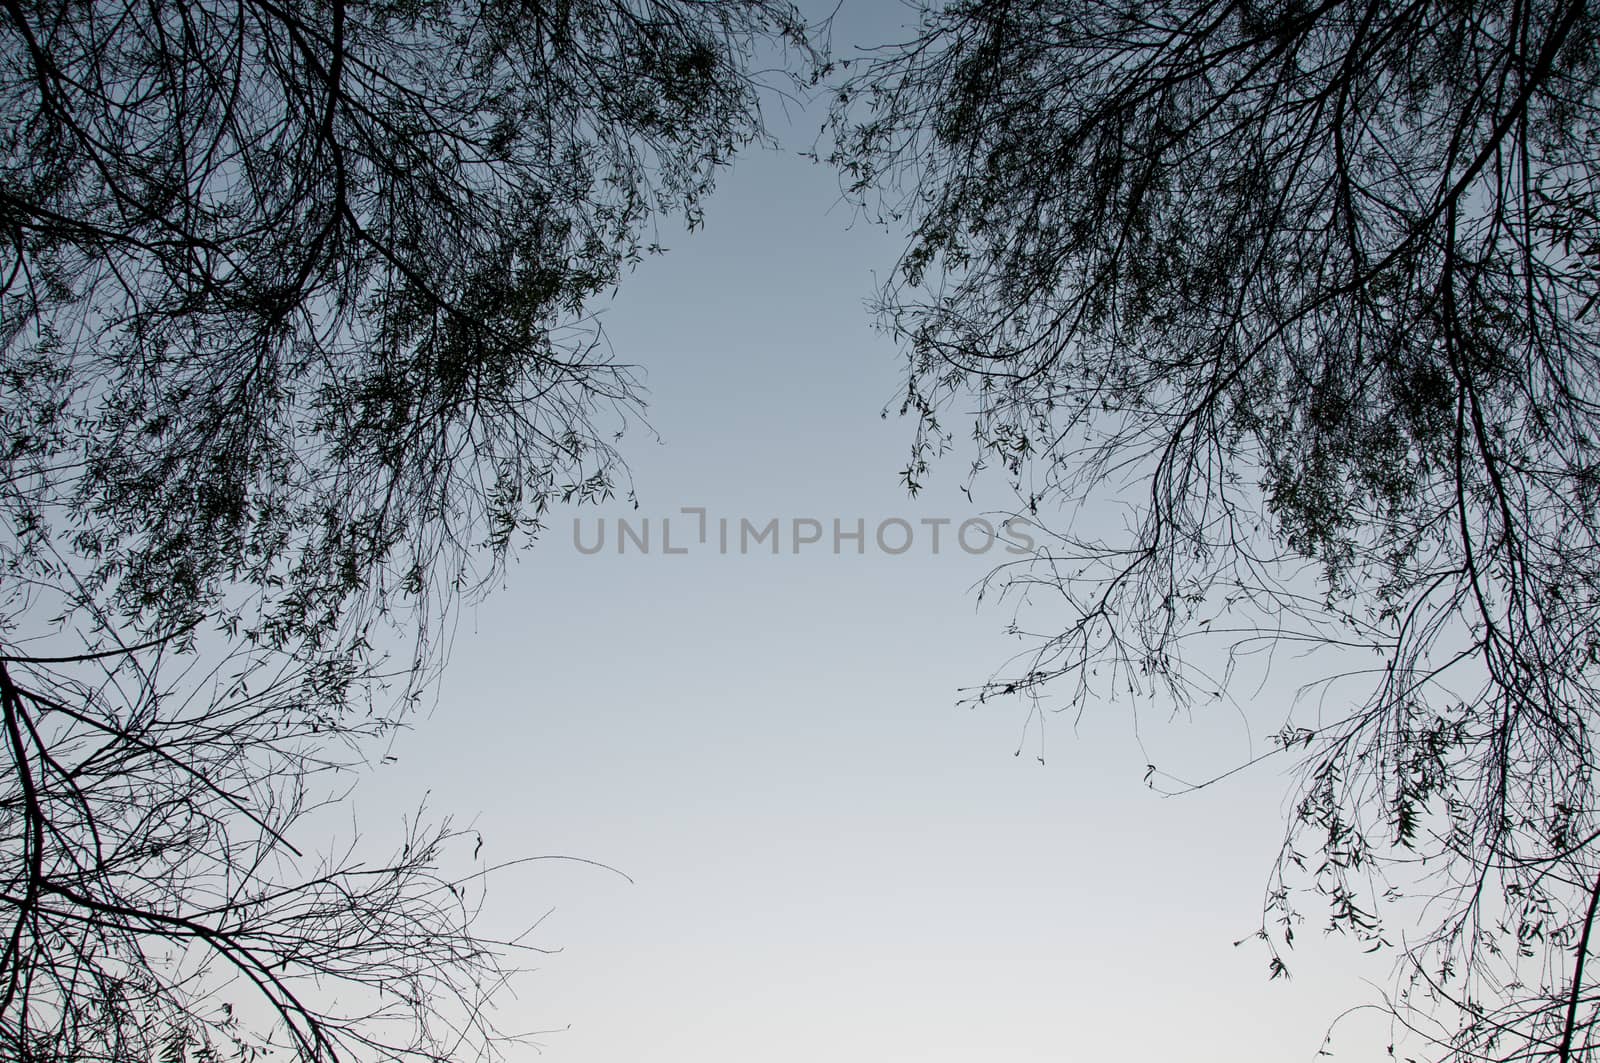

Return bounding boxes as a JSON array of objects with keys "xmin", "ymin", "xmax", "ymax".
[{"xmin": 354, "ymin": 4, "xmax": 1403, "ymax": 1060}]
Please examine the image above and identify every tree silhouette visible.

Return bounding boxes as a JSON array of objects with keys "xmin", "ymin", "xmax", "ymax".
[
  {"xmin": 0, "ymin": 637, "xmax": 532, "ymax": 1063},
  {"xmin": 830, "ymin": 0, "xmax": 1600, "ymax": 1057},
  {"xmin": 1, "ymin": 1, "xmax": 807, "ymax": 1059}
]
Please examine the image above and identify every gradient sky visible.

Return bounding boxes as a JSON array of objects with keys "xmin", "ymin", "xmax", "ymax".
[{"xmin": 353, "ymin": 4, "xmax": 1404, "ymax": 1059}]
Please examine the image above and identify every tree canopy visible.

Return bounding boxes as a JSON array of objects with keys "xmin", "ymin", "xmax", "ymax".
[
  {"xmin": 830, "ymin": 0, "xmax": 1600, "ymax": 1057},
  {"xmin": 4, "ymin": 0, "xmax": 803, "ymax": 672},
  {"xmin": 0, "ymin": 1, "xmax": 806, "ymax": 1059}
]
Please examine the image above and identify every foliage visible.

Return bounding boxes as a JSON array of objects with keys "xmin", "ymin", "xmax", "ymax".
[
  {"xmin": 4, "ymin": 0, "xmax": 803, "ymax": 669},
  {"xmin": 830, "ymin": 0, "xmax": 1600, "ymax": 1057}
]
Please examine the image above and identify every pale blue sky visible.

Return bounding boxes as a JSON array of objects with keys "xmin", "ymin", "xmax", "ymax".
[{"xmin": 356, "ymin": 4, "xmax": 1401, "ymax": 1059}]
